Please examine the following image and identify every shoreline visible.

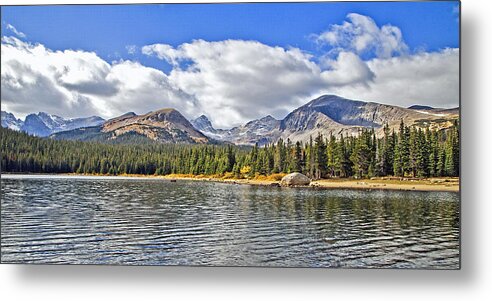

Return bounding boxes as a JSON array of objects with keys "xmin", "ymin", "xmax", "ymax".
[
  {"xmin": 2, "ymin": 172, "xmax": 459, "ymax": 192},
  {"xmin": 163, "ymin": 175, "xmax": 459, "ymax": 193}
]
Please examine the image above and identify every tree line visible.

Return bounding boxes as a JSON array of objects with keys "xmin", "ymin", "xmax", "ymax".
[{"xmin": 0, "ymin": 120, "xmax": 459, "ymax": 179}]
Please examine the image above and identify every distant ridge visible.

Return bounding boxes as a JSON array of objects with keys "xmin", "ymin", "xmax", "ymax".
[
  {"xmin": 6, "ymin": 94, "xmax": 459, "ymax": 145},
  {"xmin": 194, "ymin": 95, "xmax": 459, "ymax": 145},
  {"xmin": 192, "ymin": 114, "xmax": 280, "ymax": 146},
  {"xmin": 0, "ymin": 111, "xmax": 105, "ymax": 137},
  {"xmin": 52, "ymin": 108, "xmax": 209, "ymax": 144},
  {"xmin": 408, "ymin": 105, "xmax": 435, "ymax": 110}
]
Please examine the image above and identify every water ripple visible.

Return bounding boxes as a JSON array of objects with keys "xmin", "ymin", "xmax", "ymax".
[{"xmin": 1, "ymin": 175, "xmax": 460, "ymax": 268}]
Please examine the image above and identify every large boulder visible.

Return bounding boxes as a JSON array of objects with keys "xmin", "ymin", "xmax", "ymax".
[{"xmin": 280, "ymin": 172, "xmax": 311, "ymax": 186}]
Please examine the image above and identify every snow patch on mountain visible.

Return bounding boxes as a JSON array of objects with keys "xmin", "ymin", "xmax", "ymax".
[
  {"xmin": 1, "ymin": 111, "xmax": 23, "ymax": 131},
  {"xmin": 1, "ymin": 111, "xmax": 105, "ymax": 137}
]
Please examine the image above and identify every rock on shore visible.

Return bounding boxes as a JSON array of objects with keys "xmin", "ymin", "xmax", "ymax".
[{"xmin": 280, "ymin": 172, "xmax": 311, "ymax": 186}]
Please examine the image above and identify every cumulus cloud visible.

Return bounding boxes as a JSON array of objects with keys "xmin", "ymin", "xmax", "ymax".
[
  {"xmin": 143, "ymin": 40, "xmax": 325, "ymax": 127},
  {"xmin": 142, "ymin": 43, "xmax": 182, "ymax": 65},
  {"xmin": 320, "ymin": 51, "xmax": 375, "ymax": 87},
  {"xmin": 329, "ymin": 48, "xmax": 459, "ymax": 108},
  {"xmin": 102, "ymin": 60, "xmax": 199, "ymax": 117},
  {"xmin": 142, "ymin": 39, "xmax": 377, "ymax": 127},
  {"xmin": 1, "ymin": 37, "xmax": 100, "ymax": 117},
  {"xmin": 316, "ymin": 13, "xmax": 408, "ymax": 58},
  {"xmin": 1, "ymin": 36, "xmax": 196, "ymax": 119},
  {"xmin": 6, "ymin": 24, "xmax": 26, "ymax": 38}
]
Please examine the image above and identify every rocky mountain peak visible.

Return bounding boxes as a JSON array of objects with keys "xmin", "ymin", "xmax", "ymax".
[
  {"xmin": 1, "ymin": 111, "xmax": 23, "ymax": 131},
  {"xmin": 140, "ymin": 109, "xmax": 196, "ymax": 129},
  {"xmin": 259, "ymin": 115, "xmax": 277, "ymax": 122},
  {"xmin": 5, "ymin": 94, "xmax": 459, "ymax": 145},
  {"xmin": 120, "ymin": 112, "xmax": 137, "ymax": 118},
  {"xmin": 191, "ymin": 115, "xmax": 215, "ymax": 133},
  {"xmin": 1, "ymin": 110, "xmax": 105, "ymax": 137},
  {"xmin": 23, "ymin": 114, "xmax": 52, "ymax": 136},
  {"xmin": 98, "ymin": 108, "xmax": 209, "ymax": 144}
]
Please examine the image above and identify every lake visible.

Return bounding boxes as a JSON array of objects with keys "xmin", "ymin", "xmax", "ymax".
[{"xmin": 1, "ymin": 174, "xmax": 460, "ymax": 268}]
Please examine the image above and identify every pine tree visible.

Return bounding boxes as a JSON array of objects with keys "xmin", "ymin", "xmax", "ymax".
[
  {"xmin": 313, "ymin": 133, "xmax": 328, "ymax": 179},
  {"xmin": 350, "ymin": 129, "xmax": 371, "ymax": 178},
  {"xmin": 394, "ymin": 120, "xmax": 410, "ymax": 177},
  {"xmin": 326, "ymin": 134, "xmax": 337, "ymax": 177},
  {"xmin": 290, "ymin": 141, "xmax": 303, "ymax": 172}
]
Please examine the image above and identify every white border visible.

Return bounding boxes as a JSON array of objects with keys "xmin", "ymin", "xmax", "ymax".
[{"xmin": 2, "ymin": 1, "xmax": 491, "ymax": 301}]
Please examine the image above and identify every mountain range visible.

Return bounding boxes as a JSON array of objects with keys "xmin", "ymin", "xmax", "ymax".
[
  {"xmin": 1, "ymin": 111, "xmax": 105, "ymax": 137},
  {"xmin": 191, "ymin": 114, "xmax": 282, "ymax": 146},
  {"xmin": 2, "ymin": 95, "xmax": 459, "ymax": 145},
  {"xmin": 191, "ymin": 95, "xmax": 459, "ymax": 145}
]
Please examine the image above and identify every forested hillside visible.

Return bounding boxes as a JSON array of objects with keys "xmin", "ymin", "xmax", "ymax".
[{"xmin": 0, "ymin": 120, "xmax": 459, "ymax": 179}]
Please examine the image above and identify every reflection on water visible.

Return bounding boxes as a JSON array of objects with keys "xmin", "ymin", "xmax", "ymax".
[{"xmin": 1, "ymin": 175, "xmax": 459, "ymax": 268}]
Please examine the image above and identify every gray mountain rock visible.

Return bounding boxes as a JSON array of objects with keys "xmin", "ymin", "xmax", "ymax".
[
  {"xmin": 7, "ymin": 94, "xmax": 458, "ymax": 145},
  {"xmin": 279, "ymin": 95, "xmax": 458, "ymax": 142},
  {"xmin": 54, "ymin": 108, "xmax": 209, "ymax": 144},
  {"xmin": 191, "ymin": 95, "xmax": 459, "ymax": 145},
  {"xmin": 1, "ymin": 110, "xmax": 105, "ymax": 137},
  {"xmin": 1, "ymin": 111, "xmax": 23, "ymax": 131},
  {"xmin": 192, "ymin": 114, "xmax": 281, "ymax": 146}
]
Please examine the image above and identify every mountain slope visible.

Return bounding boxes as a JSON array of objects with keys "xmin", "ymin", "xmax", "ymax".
[
  {"xmin": 408, "ymin": 105, "xmax": 460, "ymax": 116},
  {"xmin": 1, "ymin": 111, "xmax": 23, "ymax": 131},
  {"xmin": 53, "ymin": 109, "xmax": 210, "ymax": 144},
  {"xmin": 191, "ymin": 115, "xmax": 216, "ymax": 134},
  {"xmin": 37, "ymin": 112, "xmax": 105, "ymax": 133},
  {"xmin": 22, "ymin": 114, "xmax": 52, "ymax": 137},
  {"xmin": 278, "ymin": 94, "xmax": 453, "ymax": 141},
  {"xmin": 0, "ymin": 111, "xmax": 105, "ymax": 137},
  {"xmin": 192, "ymin": 114, "xmax": 281, "ymax": 146},
  {"xmin": 11, "ymin": 94, "xmax": 458, "ymax": 145},
  {"xmin": 192, "ymin": 95, "xmax": 459, "ymax": 145}
]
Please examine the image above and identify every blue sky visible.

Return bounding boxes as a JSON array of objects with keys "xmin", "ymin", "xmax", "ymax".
[
  {"xmin": 0, "ymin": 2, "xmax": 460, "ymax": 127},
  {"xmin": 1, "ymin": 2, "xmax": 459, "ymax": 70}
]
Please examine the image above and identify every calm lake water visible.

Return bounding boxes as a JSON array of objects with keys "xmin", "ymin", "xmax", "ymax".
[{"xmin": 1, "ymin": 175, "xmax": 460, "ymax": 268}]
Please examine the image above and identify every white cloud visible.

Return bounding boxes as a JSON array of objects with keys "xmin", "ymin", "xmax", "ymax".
[
  {"xmin": 6, "ymin": 24, "xmax": 26, "ymax": 38},
  {"xmin": 320, "ymin": 51, "xmax": 375, "ymax": 87},
  {"xmin": 142, "ymin": 43, "xmax": 181, "ymax": 65},
  {"xmin": 1, "ymin": 36, "xmax": 196, "ymax": 119},
  {"xmin": 316, "ymin": 13, "xmax": 408, "ymax": 58},
  {"xmin": 1, "ymin": 37, "xmax": 99, "ymax": 117},
  {"xmin": 142, "ymin": 39, "xmax": 376, "ymax": 128},
  {"xmin": 143, "ymin": 39, "xmax": 457, "ymax": 127},
  {"xmin": 101, "ymin": 60, "xmax": 199, "ymax": 118},
  {"xmin": 329, "ymin": 48, "xmax": 459, "ymax": 108}
]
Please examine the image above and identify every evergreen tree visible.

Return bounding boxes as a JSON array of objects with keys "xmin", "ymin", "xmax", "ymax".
[{"xmin": 313, "ymin": 133, "xmax": 328, "ymax": 179}]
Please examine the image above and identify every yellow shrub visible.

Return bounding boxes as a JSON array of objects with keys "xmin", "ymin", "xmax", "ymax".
[
  {"xmin": 266, "ymin": 173, "xmax": 286, "ymax": 181},
  {"xmin": 252, "ymin": 173, "xmax": 286, "ymax": 181},
  {"xmin": 240, "ymin": 165, "xmax": 252, "ymax": 175},
  {"xmin": 222, "ymin": 172, "xmax": 235, "ymax": 179},
  {"xmin": 167, "ymin": 173, "xmax": 195, "ymax": 178}
]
